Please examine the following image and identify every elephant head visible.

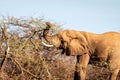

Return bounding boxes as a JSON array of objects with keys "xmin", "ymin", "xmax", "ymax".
[
  {"xmin": 41, "ymin": 22, "xmax": 61, "ymax": 48},
  {"xmin": 41, "ymin": 22, "xmax": 89, "ymax": 56}
]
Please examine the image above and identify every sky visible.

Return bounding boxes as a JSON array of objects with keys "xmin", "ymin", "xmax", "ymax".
[{"xmin": 0, "ymin": 0, "xmax": 120, "ymax": 33}]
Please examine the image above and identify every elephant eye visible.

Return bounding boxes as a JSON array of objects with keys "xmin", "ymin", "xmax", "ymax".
[
  {"xmin": 61, "ymin": 40, "xmax": 64, "ymax": 44},
  {"xmin": 60, "ymin": 40, "xmax": 66, "ymax": 48}
]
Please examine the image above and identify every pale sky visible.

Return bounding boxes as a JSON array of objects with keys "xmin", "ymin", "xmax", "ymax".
[{"xmin": 0, "ymin": 0, "xmax": 120, "ymax": 33}]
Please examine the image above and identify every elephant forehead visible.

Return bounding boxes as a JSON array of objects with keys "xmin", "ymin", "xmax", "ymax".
[
  {"xmin": 52, "ymin": 36, "xmax": 60, "ymax": 42},
  {"xmin": 60, "ymin": 30, "xmax": 80, "ymax": 37},
  {"xmin": 59, "ymin": 33, "xmax": 71, "ymax": 42},
  {"xmin": 61, "ymin": 30, "xmax": 86, "ymax": 41},
  {"xmin": 59, "ymin": 30, "xmax": 82, "ymax": 42}
]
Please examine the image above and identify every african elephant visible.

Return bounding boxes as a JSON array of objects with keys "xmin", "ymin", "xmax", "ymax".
[{"xmin": 41, "ymin": 22, "xmax": 120, "ymax": 80}]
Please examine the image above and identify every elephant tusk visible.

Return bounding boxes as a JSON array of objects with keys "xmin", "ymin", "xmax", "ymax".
[{"xmin": 41, "ymin": 41, "xmax": 54, "ymax": 47}]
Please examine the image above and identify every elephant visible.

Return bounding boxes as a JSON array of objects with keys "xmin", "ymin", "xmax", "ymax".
[{"xmin": 40, "ymin": 22, "xmax": 120, "ymax": 80}]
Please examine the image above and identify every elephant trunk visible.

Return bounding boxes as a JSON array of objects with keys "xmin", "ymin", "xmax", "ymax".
[
  {"xmin": 41, "ymin": 22, "xmax": 61, "ymax": 48},
  {"xmin": 41, "ymin": 22, "xmax": 54, "ymax": 47}
]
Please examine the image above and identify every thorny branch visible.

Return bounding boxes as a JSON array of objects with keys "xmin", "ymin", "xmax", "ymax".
[
  {"xmin": 0, "ymin": 27, "xmax": 10, "ymax": 72},
  {"xmin": 9, "ymin": 57, "xmax": 41, "ymax": 79},
  {"xmin": 19, "ymin": 30, "xmax": 39, "ymax": 51}
]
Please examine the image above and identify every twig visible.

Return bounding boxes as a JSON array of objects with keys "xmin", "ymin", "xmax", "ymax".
[
  {"xmin": 10, "ymin": 57, "xmax": 41, "ymax": 79},
  {"xmin": 39, "ymin": 54, "xmax": 52, "ymax": 79},
  {"xmin": 0, "ymin": 27, "xmax": 10, "ymax": 72},
  {"xmin": 19, "ymin": 30, "xmax": 38, "ymax": 51}
]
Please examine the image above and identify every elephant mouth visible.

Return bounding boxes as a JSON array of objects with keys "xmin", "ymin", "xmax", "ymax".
[{"xmin": 42, "ymin": 41, "xmax": 65, "ymax": 55}]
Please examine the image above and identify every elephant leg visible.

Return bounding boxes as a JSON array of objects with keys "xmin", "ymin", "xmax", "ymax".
[
  {"xmin": 110, "ymin": 69, "xmax": 119, "ymax": 80},
  {"xmin": 74, "ymin": 54, "xmax": 90, "ymax": 80}
]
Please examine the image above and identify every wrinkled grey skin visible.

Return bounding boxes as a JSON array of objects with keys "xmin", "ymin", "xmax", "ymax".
[{"xmin": 41, "ymin": 22, "xmax": 120, "ymax": 80}]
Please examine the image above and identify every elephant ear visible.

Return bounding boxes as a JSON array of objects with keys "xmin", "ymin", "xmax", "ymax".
[
  {"xmin": 60, "ymin": 30, "xmax": 89, "ymax": 56},
  {"xmin": 66, "ymin": 39, "xmax": 88, "ymax": 56}
]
